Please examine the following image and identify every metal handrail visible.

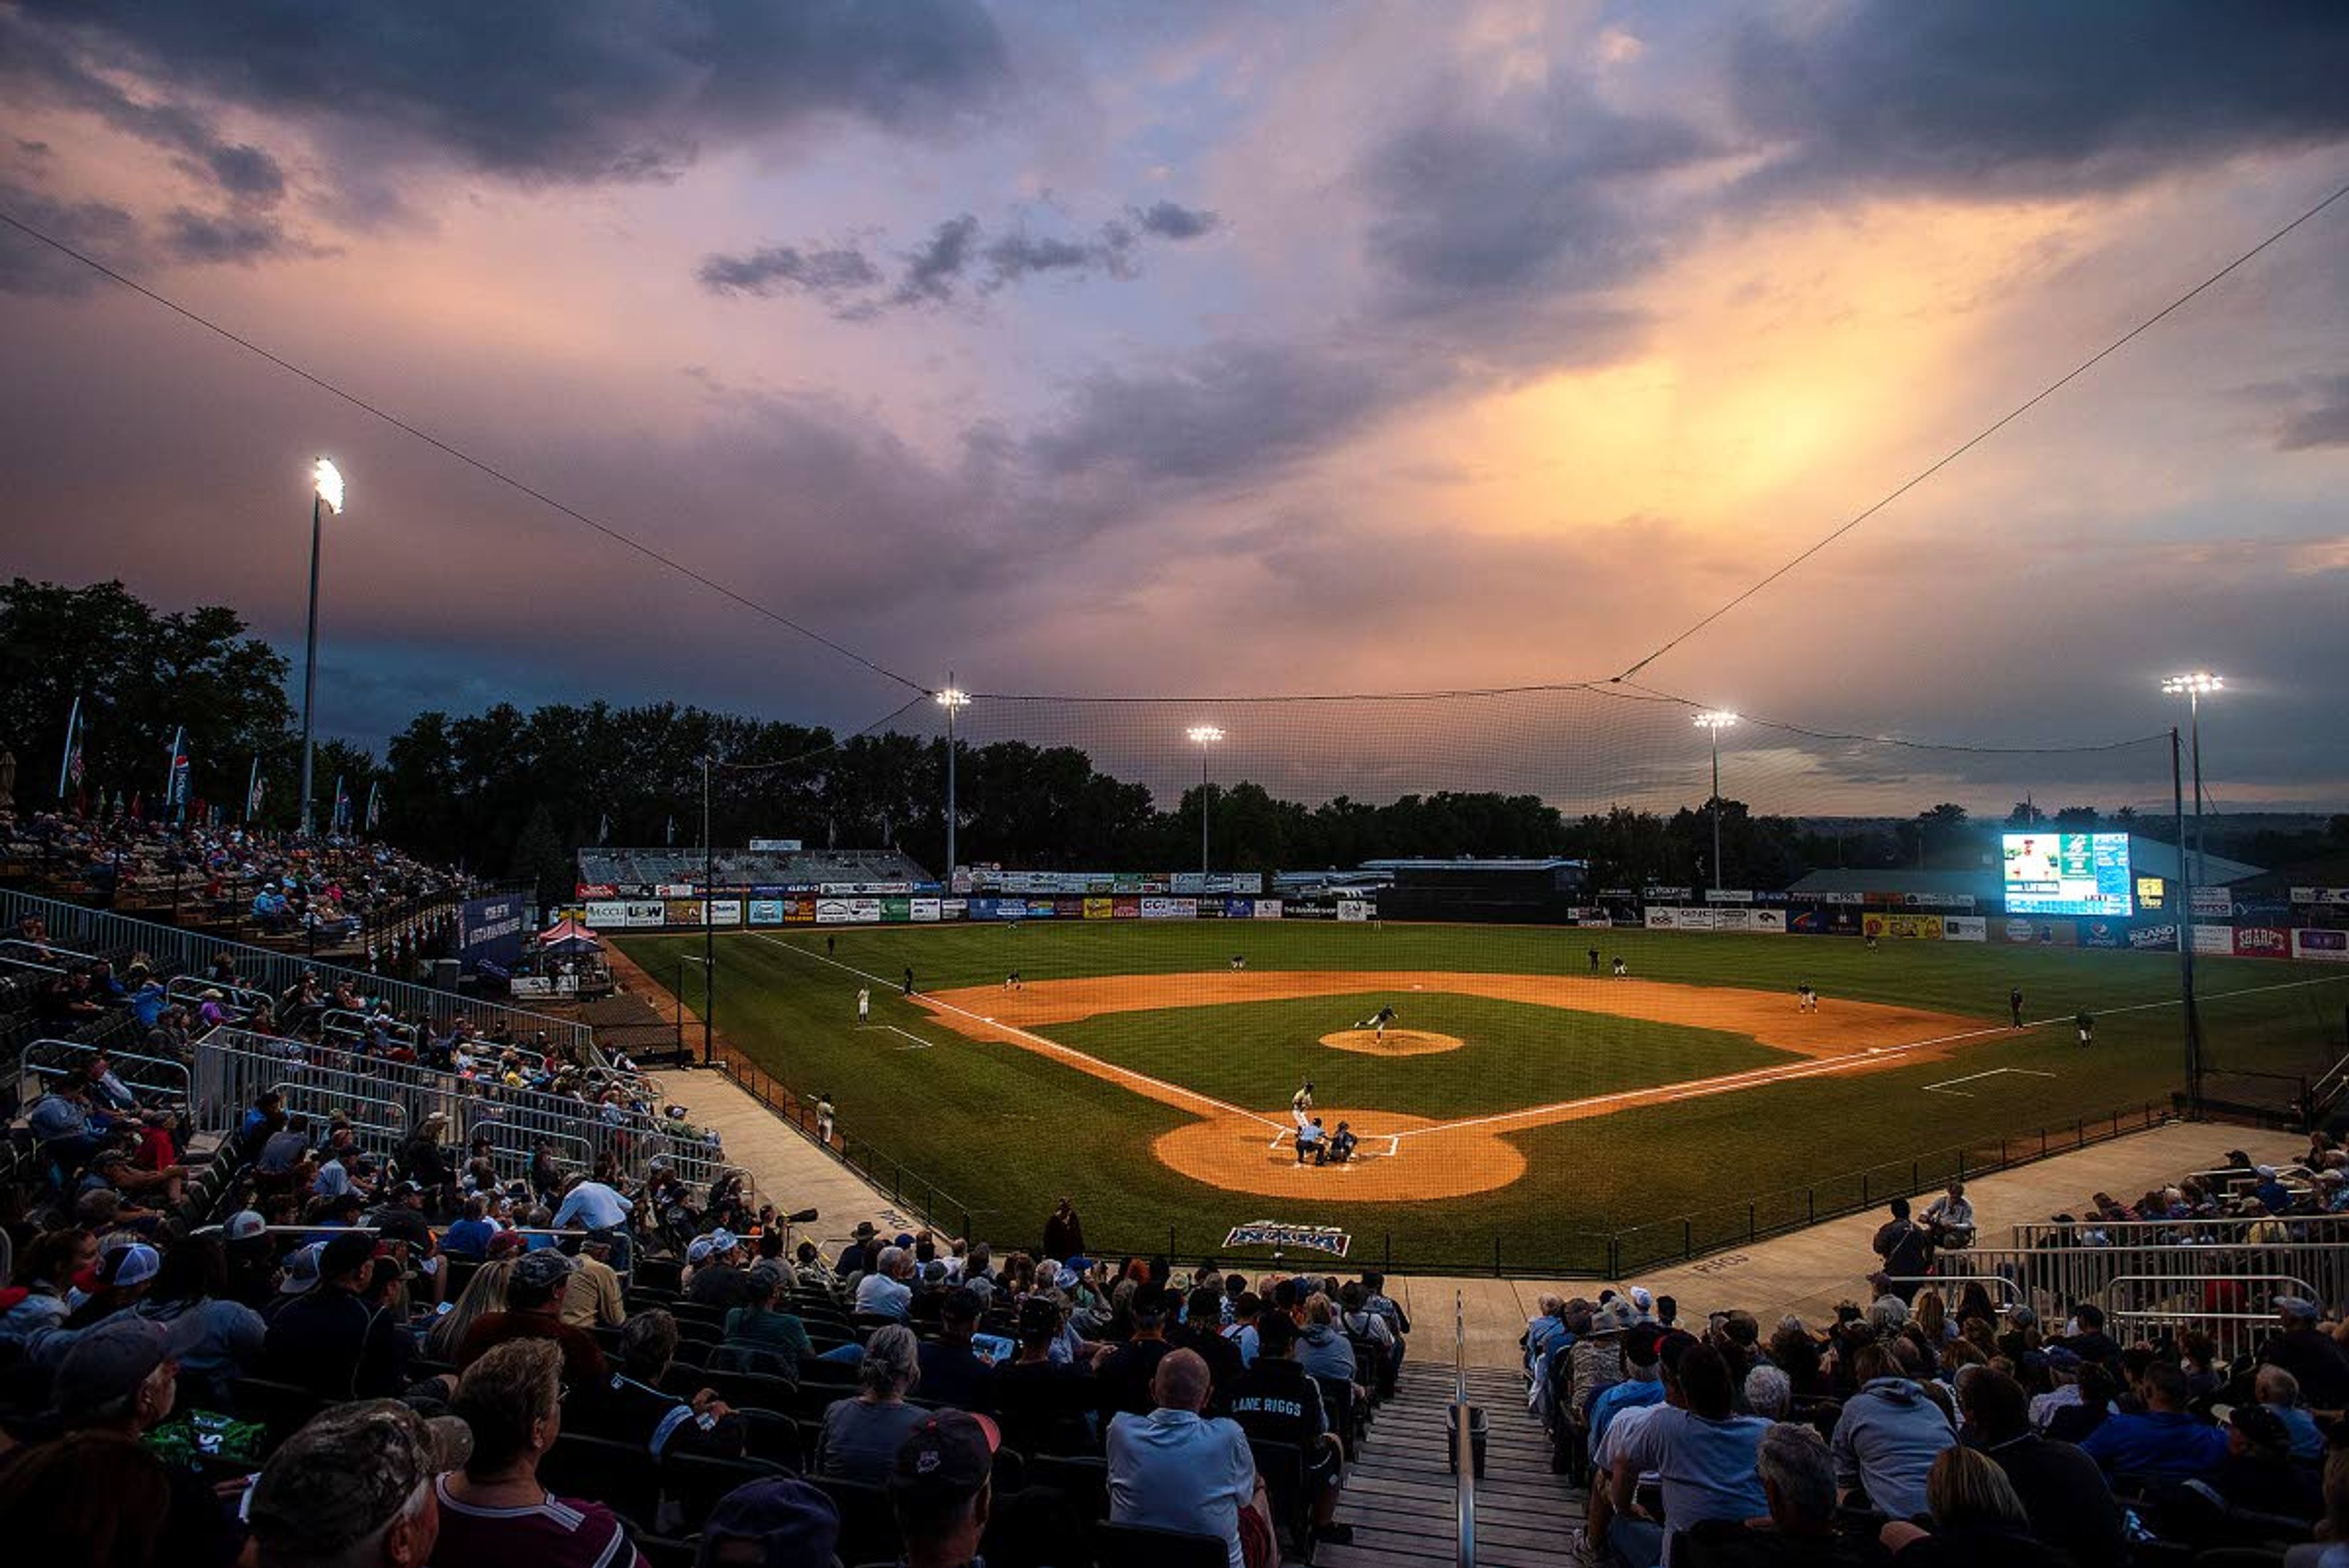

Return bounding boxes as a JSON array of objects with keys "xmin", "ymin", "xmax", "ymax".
[{"xmin": 1453, "ymin": 1287, "xmax": 1475, "ymax": 1568}]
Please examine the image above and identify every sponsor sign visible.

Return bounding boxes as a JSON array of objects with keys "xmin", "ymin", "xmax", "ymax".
[
  {"xmin": 663, "ymin": 899, "xmax": 704, "ymax": 927},
  {"xmin": 1195, "ymin": 898, "xmax": 1225, "ymax": 918},
  {"xmin": 815, "ymin": 898, "xmax": 854, "ymax": 924},
  {"xmin": 2233, "ymin": 926, "xmax": 2291, "ymax": 959},
  {"xmin": 508, "ymin": 976, "xmax": 554, "ymax": 997},
  {"xmin": 1222, "ymin": 1221, "xmax": 1351, "ymax": 1259},
  {"xmin": 2136, "ymin": 876, "xmax": 2167, "ymax": 910},
  {"xmin": 1140, "ymin": 896, "xmax": 1182, "ymax": 920},
  {"xmin": 1713, "ymin": 908, "xmax": 1754, "ymax": 931},
  {"xmin": 1863, "ymin": 912, "xmax": 1943, "ymax": 941},
  {"xmin": 2292, "ymin": 888, "xmax": 2349, "ymax": 907},
  {"xmin": 1643, "ymin": 886, "xmax": 1692, "ymax": 902},
  {"xmin": 785, "ymin": 897, "xmax": 815, "ymax": 924},
  {"xmin": 1253, "ymin": 898, "xmax": 1283, "ymax": 919},
  {"xmin": 2191, "ymin": 924, "xmax": 2233, "ymax": 955},
  {"xmin": 657, "ymin": 883, "xmax": 696, "ymax": 899},
  {"xmin": 2128, "ymin": 923, "xmax": 2180, "ymax": 951},
  {"xmin": 2079, "ymin": 921, "xmax": 2126, "ymax": 950},
  {"xmin": 881, "ymin": 897, "xmax": 911, "ymax": 923},
  {"xmin": 458, "ymin": 895, "xmax": 527, "ymax": 973},
  {"xmin": 2293, "ymin": 928, "xmax": 2349, "ymax": 962},
  {"xmin": 940, "ymin": 898, "xmax": 967, "ymax": 921},
  {"xmin": 585, "ymin": 900, "xmax": 628, "ymax": 928},
  {"xmin": 1337, "ymin": 900, "xmax": 1371, "ymax": 923},
  {"xmin": 574, "ymin": 882, "xmax": 616, "ymax": 899},
  {"xmin": 748, "ymin": 900, "xmax": 785, "ymax": 926},
  {"xmin": 1225, "ymin": 898, "xmax": 1255, "ymax": 919},
  {"xmin": 706, "ymin": 900, "xmax": 743, "ymax": 927},
  {"xmin": 1672, "ymin": 907, "xmax": 1716, "ymax": 931},
  {"xmin": 625, "ymin": 901, "xmax": 666, "ymax": 929},
  {"xmin": 1811, "ymin": 891, "xmax": 1866, "ymax": 906},
  {"xmin": 1996, "ymin": 918, "xmax": 2076, "ymax": 946},
  {"xmin": 2191, "ymin": 886, "xmax": 2234, "ymax": 918},
  {"xmin": 1749, "ymin": 908, "xmax": 1786, "ymax": 934},
  {"xmin": 820, "ymin": 881, "xmax": 911, "ymax": 897},
  {"xmin": 1704, "ymin": 888, "xmax": 1756, "ymax": 904},
  {"xmin": 1173, "ymin": 872, "xmax": 1264, "ymax": 896},
  {"xmin": 850, "ymin": 899, "xmax": 883, "ymax": 923},
  {"xmin": 1942, "ymin": 915, "xmax": 1987, "ymax": 942},
  {"xmin": 748, "ymin": 838, "xmax": 802, "ymax": 852},
  {"xmin": 1111, "ymin": 896, "xmax": 1143, "ymax": 919},
  {"xmin": 1645, "ymin": 907, "xmax": 1675, "ymax": 930},
  {"xmin": 910, "ymin": 898, "xmax": 941, "ymax": 923}
]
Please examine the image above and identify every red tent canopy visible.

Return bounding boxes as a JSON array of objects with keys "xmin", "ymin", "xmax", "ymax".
[{"xmin": 536, "ymin": 917, "xmax": 604, "ymax": 951}]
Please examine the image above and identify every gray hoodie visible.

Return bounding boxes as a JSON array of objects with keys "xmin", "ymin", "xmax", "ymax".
[
  {"xmin": 1830, "ymin": 1375, "xmax": 1956, "ymax": 1520},
  {"xmin": 1299, "ymin": 1322, "xmax": 1358, "ymax": 1383}
]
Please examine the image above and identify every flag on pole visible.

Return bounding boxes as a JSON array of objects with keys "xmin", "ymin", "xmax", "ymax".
[
  {"xmin": 164, "ymin": 726, "xmax": 191, "ymax": 822},
  {"xmin": 332, "ymin": 774, "xmax": 350, "ymax": 832},
  {"xmin": 665, "ymin": 814, "xmax": 676, "ymax": 846},
  {"xmin": 365, "ymin": 780, "xmax": 381, "ymax": 831},
  {"xmin": 57, "ymin": 695, "xmax": 84, "ymax": 800},
  {"xmin": 598, "ymin": 812, "xmax": 609, "ymax": 845},
  {"xmin": 130, "ymin": 791, "xmax": 144, "ymax": 821},
  {"xmin": 247, "ymin": 756, "xmax": 264, "ymax": 820}
]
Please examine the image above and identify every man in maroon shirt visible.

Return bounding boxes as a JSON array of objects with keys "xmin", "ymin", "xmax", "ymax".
[{"xmin": 457, "ymin": 1248, "xmax": 607, "ymax": 1391}]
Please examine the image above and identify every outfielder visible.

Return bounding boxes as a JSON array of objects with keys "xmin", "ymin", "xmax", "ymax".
[{"xmin": 856, "ymin": 987, "xmax": 870, "ymax": 1023}]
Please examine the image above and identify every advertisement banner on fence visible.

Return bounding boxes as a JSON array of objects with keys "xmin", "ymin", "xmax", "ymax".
[
  {"xmin": 2293, "ymin": 928, "xmax": 2349, "ymax": 962},
  {"xmin": 1646, "ymin": 907, "xmax": 1675, "ymax": 929},
  {"xmin": 847, "ymin": 899, "xmax": 881, "ymax": 923},
  {"xmin": 1338, "ymin": 900, "xmax": 1371, "ymax": 923},
  {"xmin": 2191, "ymin": 924, "xmax": 2233, "ymax": 955},
  {"xmin": 1113, "ymin": 897, "xmax": 1143, "ymax": 920},
  {"xmin": 1862, "ymin": 912, "xmax": 1942, "ymax": 941},
  {"xmin": 815, "ymin": 898, "xmax": 853, "ymax": 924},
  {"xmin": 574, "ymin": 882, "xmax": 615, "ymax": 899},
  {"xmin": 881, "ymin": 898, "xmax": 911, "ymax": 923},
  {"xmin": 1643, "ymin": 886, "xmax": 1691, "ymax": 903},
  {"xmin": 1226, "ymin": 898, "xmax": 1255, "ymax": 918},
  {"xmin": 1811, "ymin": 891, "xmax": 1866, "ymax": 906},
  {"xmin": 658, "ymin": 899, "xmax": 699, "ymax": 927},
  {"xmin": 1704, "ymin": 888, "xmax": 1756, "ymax": 904},
  {"xmin": 657, "ymin": 883, "xmax": 696, "ymax": 899},
  {"xmin": 2079, "ymin": 921, "xmax": 2125, "ymax": 949},
  {"xmin": 2233, "ymin": 926, "xmax": 2291, "ymax": 959},
  {"xmin": 1943, "ymin": 915, "xmax": 1987, "ymax": 942},
  {"xmin": 1195, "ymin": 898, "xmax": 1225, "ymax": 918},
  {"xmin": 910, "ymin": 898, "xmax": 941, "ymax": 923},
  {"xmin": 1997, "ymin": 917, "xmax": 2076, "ymax": 946},
  {"xmin": 1253, "ymin": 898, "xmax": 1283, "ymax": 919},
  {"xmin": 1173, "ymin": 872, "xmax": 1263, "ymax": 896},
  {"xmin": 2192, "ymin": 886, "xmax": 2234, "ymax": 918},
  {"xmin": 1750, "ymin": 908, "xmax": 1787, "ymax": 933},
  {"xmin": 585, "ymin": 901, "xmax": 627, "ymax": 928},
  {"xmin": 785, "ymin": 897, "xmax": 815, "ymax": 924},
  {"xmin": 2129, "ymin": 923, "xmax": 2179, "ymax": 950},
  {"xmin": 1713, "ymin": 908, "xmax": 1753, "ymax": 931},
  {"xmin": 624, "ymin": 901, "xmax": 664, "ymax": 928},
  {"xmin": 2293, "ymin": 888, "xmax": 2349, "ymax": 907},
  {"xmin": 748, "ymin": 900, "xmax": 784, "ymax": 926},
  {"xmin": 458, "ymin": 895, "xmax": 527, "ymax": 973},
  {"xmin": 1083, "ymin": 897, "xmax": 1113, "ymax": 920},
  {"xmin": 706, "ymin": 900, "xmax": 743, "ymax": 927},
  {"xmin": 1140, "ymin": 896, "xmax": 1181, "ymax": 919},
  {"xmin": 940, "ymin": 898, "xmax": 966, "ymax": 921},
  {"xmin": 1672, "ymin": 907, "xmax": 1716, "ymax": 931}
]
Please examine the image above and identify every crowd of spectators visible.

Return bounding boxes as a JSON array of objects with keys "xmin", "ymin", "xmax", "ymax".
[{"xmin": 1531, "ymin": 1263, "xmax": 2346, "ymax": 1564}]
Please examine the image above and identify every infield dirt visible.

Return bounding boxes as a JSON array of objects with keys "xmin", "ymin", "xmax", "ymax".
[{"xmin": 913, "ymin": 970, "xmax": 1986, "ymax": 1200}]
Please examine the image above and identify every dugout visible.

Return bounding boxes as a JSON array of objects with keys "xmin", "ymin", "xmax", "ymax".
[{"xmin": 1362, "ymin": 857, "xmax": 1587, "ymax": 924}]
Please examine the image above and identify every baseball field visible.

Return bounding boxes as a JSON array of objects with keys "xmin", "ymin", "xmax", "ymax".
[{"xmin": 614, "ymin": 922, "xmax": 2349, "ymax": 1273}]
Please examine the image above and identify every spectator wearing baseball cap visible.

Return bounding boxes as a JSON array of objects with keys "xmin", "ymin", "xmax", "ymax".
[
  {"xmin": 697, "ymin": 1476, "xmax": 840, "ymax": 1568},
  {"xmin": 983, "ymin": 1295, "xmax": 1094, "ymax": 1457},
  {"xmin": 891, "ymin": 1411, "xmax": 999, "ymax": 1568},
  {"xmin": 261, "ymin": 1232, "xmax": 413, "ymax": 1399},
  {"xmin": 1589, "ymin": 1324, "xmax": 1668, "ymax": 1452},
  {"xmin": 247, "ymin": 1399, "xmax": 469, "ymax": 1568},
  {"xmin": 719, "ymin": 1261, "xmax": 812, "ymax": 1381},
  {"xmin": 130, "ymin": 1233, "xmax": 267, "ymax": 1410},
  {"xmin": 435, "ymin": 1339, "xmax": 645, "ymax": 1568},
  {"xmin": 558, "ymin": 1228, "xmax": 628, "ymax": 1331},
  {"xmin": 2186, "ymin": 1403, "xmax": 2323, "ymax": 1529},
  {"xmin": 2263, "ymin": 1296, "xmax": 2349, "ymax": 1411},
  {"xmin": 457, "ymin": 1247, "xmax": 607, "ymax": 1391},
  {"xmin": 43, "ymin": 1314, "xmax": 243, "ymax": 1567}
]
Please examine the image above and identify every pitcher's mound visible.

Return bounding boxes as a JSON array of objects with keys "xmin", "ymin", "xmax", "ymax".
[{"xmin": 1321, "ymin": 1028, "xmax": 1463, "ymax": 1057}]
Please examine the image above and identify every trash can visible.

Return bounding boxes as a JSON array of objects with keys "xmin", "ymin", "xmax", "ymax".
[{"xmin": 1447, "ymin": 1402, "xmax": 1487, "ymax": 1479}]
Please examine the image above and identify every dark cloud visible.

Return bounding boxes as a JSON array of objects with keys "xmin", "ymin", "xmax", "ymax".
[
  {"xmin": 201, "ymin": 143, "xmax": 286, "ymax": 202},
  {"xmin": 2277, "ymin": 376, "xmax": 2349, "ymax": 450},
  {"xmin": 891, "ymin": 213, "xmax": 982, "ymax": 305},
  {"xmin": 16, "ymin": 138, "xmax": 50, "ymax": 156},
  {"xmin": 1132, "ymin": 199, "xmax": 1218, "ymax": 240},
  {"xmin": 158, "ymin": 206, "xmax": 299, "ymax": 266},
  {"xmin": 0, "ymin": 180, "xmax": 139, "ymax": 294},
  {"xmin": 1028, "ymin": 340, "xmax": 1425, "ymax": 486},
  {"xmin": 4, "ymin": 0, "xmax": 1009, "ymax": 187},
  {"xmin": 695, "ymin": 243, "xmax": 882, "ymax": 302},
  {"xmin": 705, "ymin": 196, "xmax": 1223, "ymax": 314},
  {"xmin": 1727, "ymin": 1, "xmax": 2349, "ymax": 195}
]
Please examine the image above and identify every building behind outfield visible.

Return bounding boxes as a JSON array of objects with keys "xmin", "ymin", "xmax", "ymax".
[{"xmin": 1362, "ymin": 857, "xmax": 1588, "ymax": 924}]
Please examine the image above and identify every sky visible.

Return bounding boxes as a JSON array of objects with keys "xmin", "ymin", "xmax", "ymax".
[{"xmin": 2, "ymin": 1, "xmax": 2347, "ymax": 820}]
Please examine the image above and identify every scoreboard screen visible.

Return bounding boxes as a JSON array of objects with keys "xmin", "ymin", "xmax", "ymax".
[{"xmin": 2002, "ymin": 831, "xmax": 2132, "ymax": 918}]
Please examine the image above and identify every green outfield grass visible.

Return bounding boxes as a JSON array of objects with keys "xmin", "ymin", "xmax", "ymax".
[{"xmin": 616, "ymin": 921, "xmax": 2349, "ymax": 1274}]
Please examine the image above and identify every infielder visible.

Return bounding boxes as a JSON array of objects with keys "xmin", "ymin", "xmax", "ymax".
[
  {"xmin": 856, "ymin": 987, "xmax": 870, "ymax": 1023},
  {"xmin": 1354, "ymin": 1004, "xmax": 1398, "ymax": 1041},
  {"xmin": 1797, "ymin": 983, "xmax": 1817, "ymax": 1013}
]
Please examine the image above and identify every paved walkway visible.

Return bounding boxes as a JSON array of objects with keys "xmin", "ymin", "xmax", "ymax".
[{"xmin": 1378, "ymin": 1120, "xmax": 2304, "ymax": 1369}]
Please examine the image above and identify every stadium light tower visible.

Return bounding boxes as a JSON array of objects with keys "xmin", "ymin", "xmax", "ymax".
[
  {"xmin": 1693, "ymin": 712, "xmax": 1739, "ymax": 893},
  {"xmin": 298, "ymin": 458, "xmax": 343, "ymax": 836},
  {"xmin": 1187, "ymin": 724, "xmax": 1225, "ymax": 875},
  {"xmin": 937, "ymin": 679, "xmax": 970, "ymax": 877},
  {"xmin": 2159, "ymin": 672, "xmax": 2221, "ymax": 886}
]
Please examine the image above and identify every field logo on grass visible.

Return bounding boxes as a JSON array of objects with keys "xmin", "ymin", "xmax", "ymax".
[{"xmin": 1223, "ymin": 1222, "xmax": 1352, "ymax": 1259}]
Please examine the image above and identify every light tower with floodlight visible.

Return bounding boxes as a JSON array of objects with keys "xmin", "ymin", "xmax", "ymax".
[
  {"xmin": 2159, "ymin": 672, "xmax": 2221, "ymax": 885},
  {"xmin": 1187, "ymin": 724, "xmax": 1224, "ymax": 876},
  {"xmin": 299, "ymin": 458, "xmax": 343, "ymax": 836},
  {"xmin": 1693, "ymin": 711, "xmax": 1739, "ymax": 893},
  {"xmin": 937, "ymin": 678, "xmax": 970, "ymax": 877}
]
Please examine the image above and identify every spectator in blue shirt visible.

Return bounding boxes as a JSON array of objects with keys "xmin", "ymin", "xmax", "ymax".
[
  {"xmin": 442, "ymin": 1195, "xmax": 502, "ymax": 1258},
  {"xmin": 2080, "ymin": 1362, "xmax": 2227, "ymax": 1482},
  {"xmin": 1589, "ymin": 1326, "xmax": 1667, "ymax": 1452}
]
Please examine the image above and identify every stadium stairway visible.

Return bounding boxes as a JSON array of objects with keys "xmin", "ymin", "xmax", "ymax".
[{"xmin": 1320, "ymin": 1362, "xmax": 1575, "ymax": 1568}]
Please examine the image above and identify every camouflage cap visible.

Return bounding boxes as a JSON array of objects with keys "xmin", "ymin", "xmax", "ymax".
[{"xmin": 248, "ymin": 1400, "xmax": 470, "ymax": 1558}]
